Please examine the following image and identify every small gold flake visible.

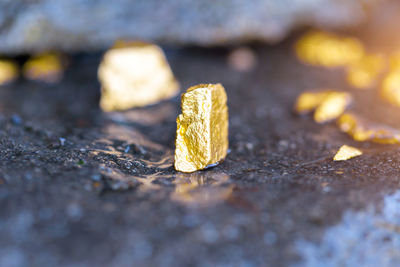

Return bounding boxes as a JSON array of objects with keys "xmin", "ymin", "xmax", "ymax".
[
  {"xmin": 174, "ymin": 83, "xmax": 229, "ymax": 173},
  {"xmin": 333, "ymin": 145, "xmax": 362, "ymax": 161}
]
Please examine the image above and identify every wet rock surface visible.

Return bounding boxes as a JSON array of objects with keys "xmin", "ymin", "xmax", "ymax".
[
  {"xmin": 0, "ymin": 0, "xmax": 378, "ymax": 54},
  {"xmin": 1, "ymin": 38, "xmax": 400, "ymax": 266}
]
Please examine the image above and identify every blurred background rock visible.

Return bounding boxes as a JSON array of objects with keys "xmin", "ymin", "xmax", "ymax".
[{"xmin": 0, "ymin": 0, "xmax": 391, "ymax": 54}]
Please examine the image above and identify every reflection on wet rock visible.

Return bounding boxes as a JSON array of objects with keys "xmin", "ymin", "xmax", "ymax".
[
  {"xmin": 99, "ymin": 166, "xmax": 141, "ymax": 191},
  {"xmin": 98, "ymin": 42, "xmax": 179, "ymax": 111},
  {"xmin": 172, "ymin": 172, "xmax": 232, "ymax": 207}
]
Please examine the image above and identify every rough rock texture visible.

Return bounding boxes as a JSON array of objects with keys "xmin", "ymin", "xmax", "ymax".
[
  {"xmin": 1, "ymin": 32, "xmax": 400, "ymax": 266},
  {"xmin": 0, "ymin": 0, "xmax": 378, "ymax": 54}
]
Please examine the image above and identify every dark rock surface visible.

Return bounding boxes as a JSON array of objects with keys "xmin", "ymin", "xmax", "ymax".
[
  {"xmin": 1, "ymin": 36, "xmax": 400, "ymax": 266},
  {"xmin": 0, "ymin": 0, "xmax": 379, "ymax": 54}
]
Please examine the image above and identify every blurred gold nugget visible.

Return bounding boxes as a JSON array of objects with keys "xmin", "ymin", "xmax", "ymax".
[
  {"xmin": 381, "ymin": 70, "xmax": 400, "ymax": 107},
  {"xmin": 175, "ymin": 83, "xmax": 228, "ymax": 173},
  {"xmin": 347, "ymin": 53, "xmax": 386, "ymax": 89},
  {"xmin": 389, "ymin": 51, "xmax": 400, "ymax": 71},
  {"xmin": 295, "ymin": 30, "xmax": 364, "ymax": 67},
  {"xmin": 98, "ymin": 42, "xmax": 179, "ymax": 111},
  {"xmin": 172, "ymin": 174, "xmax": 232, "ymax": 205},
  {"xmin": 294, "ymin": 90, "xmax": 335, "ymax": 114},
  {"xmin": 314, "ymin": 92, "xmax": 352, "ymax": 123},
  {"xmin": 337, "ymin": 113, "xmax": 400, "ymax": 144},
  {"xmin": 294, "ymin": 90, "xmax": 352, "ymax": 123},
  {"xmin": 0, "ymin": 59, "xmax": 18, "ymax": 85},
  {"xmin": 23, "ymin": 52, "xmax": 63, "ymax": 83},
  {"xmin": 333, "ymin": 145, "xmax": 362, "ymax": 161}
]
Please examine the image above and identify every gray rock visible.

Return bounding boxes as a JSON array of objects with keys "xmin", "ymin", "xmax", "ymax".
[{"xmin": 0, "ymin": 0, "xmax": 377, "ymax": 54}]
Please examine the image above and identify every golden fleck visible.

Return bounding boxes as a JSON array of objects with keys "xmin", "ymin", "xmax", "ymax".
[
  {"xmin": 0, "ymin": 59, "xmax": 18, "ymax": 85},
  {"xmin": 174, "ymin": 83, "xmax": 229, "ymax": 173},
  {"xmin": 313, "ymin": 92, "xmax": 352, "ymax": 123},
  {"xmin": 295, "ymin": 30, "xmax": 364, "ymax": 67},
  {"xmin": 337, "ymin": 113, "xmax": 400, "ymax": 144},
  {"xmin": 98, "ymin": 42, "xmax": 179, "ymax": 111},
  {"xmin": 333, "ymin": 145, "xmax": 362, "ymax": 161},
  {"xmin": 22, "ymin": 52, "xmax": 63, "ymax": 83},
  {"xmin": 347, "ymin": 53, "xmax": 386, "ymax": 89},
  {"xmin": 381, "ymin": 70, "xmax": 400, "ymax": 107}
]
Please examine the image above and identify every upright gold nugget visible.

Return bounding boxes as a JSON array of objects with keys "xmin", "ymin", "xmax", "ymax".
[
  {"xmin": 98, "ymin": 42, "xmax": 179, "ymax": 111},
  {"xmin": 175, "ymin": 84, "xmax": 229, "ymax": 173}
]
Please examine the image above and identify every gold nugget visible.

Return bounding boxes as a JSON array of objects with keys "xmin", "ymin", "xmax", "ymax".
[
  {"xmin": 294, "ymin": 90, "xmax": 335, "ymax": 115},
  {"xmin": 22, "ymin": 52, "xmax": 63, "ymax": 83},
  {"xmin": 295, "ymin": 31, "xmax": 364, "ymax": 67},
  {"xmin": 313, "ymin": 92, "xmax": 352, "ymax": 123},
  {"xmin": 347, "ymin": 53, "xmax": 385, "ymax": 89},
  {"xmin": 381, "ymin": 70, "xmax": 400, "ymax": 107},
  {"xmin": 98, "ymin": 42, "xmax": 179, "ymax": 111},
  {"xmin": 333, "ymin": 145, "xmax": 362, "ymax": 161},
  {"xmin": 174, "ymin": 84, "xmax": 229, "ymax": 173},
  {"xmin": 0, "ymin": 59, "xmax": 18, "ymax": 85},
  {"xmin": 294, "ymin": 90, "xmax": 352, "ymax": 123}
]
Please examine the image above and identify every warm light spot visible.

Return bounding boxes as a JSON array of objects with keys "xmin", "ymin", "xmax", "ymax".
[
  {"xmin": 337, "ymin": 113, "xmax": 400, "ymax": 144},
  {"xmin": 295, "ymin": 30, "xmax": 364, "ymax": 67},
  {"xmin": 381, "ymin": 70, "xmax": 400, "ymax": 107},
  {"xmin": 22, "ymin": 52, "xmax": 64, "ymax": 83},
  {"xmin": 333, "ymin": 145, "xmax": 362, "ymax": 161},
  {"xmin": 0, "ymin": 59, "xmax": 18, "ymax": 85},
  {"xmin": 347, "ymin": 53, "xmax": 386, "ymax": 89},
  {"xmin": 227, "ymin": 47, "xmax": 257, "ymax": 72}
]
